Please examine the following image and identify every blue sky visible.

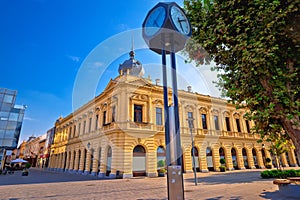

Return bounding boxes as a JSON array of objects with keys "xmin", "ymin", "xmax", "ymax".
[{"xmin": 0, "ymin": 0, "xmax": 220, "ymax": 144}]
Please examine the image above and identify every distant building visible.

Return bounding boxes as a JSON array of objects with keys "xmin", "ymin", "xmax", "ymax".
[{"xmin": 0, "ymin": 88, "xmax": 26, "ymax": 170}]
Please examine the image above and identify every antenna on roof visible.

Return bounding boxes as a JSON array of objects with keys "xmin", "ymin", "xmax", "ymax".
[{"xmin": 130, "ymin": 31, "xmax": 135, "ymax": 58}]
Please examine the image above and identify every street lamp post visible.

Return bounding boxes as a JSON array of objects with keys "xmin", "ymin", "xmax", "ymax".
[{"xmin": 187, "ymin": 117, "xmax": 197, "ymax": 186}]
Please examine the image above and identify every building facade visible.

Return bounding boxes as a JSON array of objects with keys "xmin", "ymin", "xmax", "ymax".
[
  {"xmin": 0, "ymin": 88, "xmax": 26, "ymax": 170},
  {"xmin": 49, "ymin": 52, "xmax": 298, "ymax": 178}
]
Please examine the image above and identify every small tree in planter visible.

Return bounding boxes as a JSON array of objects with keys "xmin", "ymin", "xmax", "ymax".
[
  {"xmin": 158, "ymin": 168, "xmax": 166, "ymax": 177},
  {"xmin": 22, "ymin": 163, "xmax": 31, "ymax": 176},
  {"xmin": 219, "ymin": 158, "xmax": 226, "ymax": 172},
  {"xmin": 265, "ymin": 158, "xmax": 272, "ymax": 169}
]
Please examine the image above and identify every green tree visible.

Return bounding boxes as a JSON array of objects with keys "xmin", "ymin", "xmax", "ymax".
[
  {"xmin": 183, "ymin": 0, "xmax": 300, "ymax": 158},
  {"xmin": 265, "ymin": 131, "xmax": 294, "ymax": 170}
]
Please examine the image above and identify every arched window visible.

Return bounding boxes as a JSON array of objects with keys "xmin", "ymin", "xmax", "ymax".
[
  {"xmin": 133, "ymin": 145, "xmax": 146, "ymax": 154},
  {"xmin": 231, "ymin": 148, "xmax": 238, "ymax": 169},
  {"xmin": 252, "ymin": 148, "xmax": 258, "ymax": 168},
  {"xmin": 219, "ymin": 147, "xmax": 225, "ymax": 159},
  {"xmin": 133, "ymin": 145, "xmax": 146, "ymax": 176},
  {"xmin": 157, "ymin": 146, "xmax": 166, "ymax": 169},
  {"xmin": 106, "ymin": 146, "xmax": 112, "ymax": 176}
]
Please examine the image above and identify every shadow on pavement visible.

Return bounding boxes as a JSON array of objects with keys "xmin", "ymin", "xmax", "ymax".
[
  {"xmin": 205, "ymin": 196, "xmax": 241, "ymax": 200},
  {"xmin": 185, "ymin": 170, "xmax": 270, "ymax": 185},
  {"xmin": 0, "ymin": 168, "xmax": 104, "ymax": 186},
  {"xmin": 260, "ymin": 191, "xmax": 299, "ymax": 200}
]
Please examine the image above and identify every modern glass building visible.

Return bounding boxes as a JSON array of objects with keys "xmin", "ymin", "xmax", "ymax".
[{"xmin": 0, "ymin": 88, "xmax": 25, "ymax": 150}]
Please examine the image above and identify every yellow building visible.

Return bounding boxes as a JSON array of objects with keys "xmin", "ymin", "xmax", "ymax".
[{"xmin": 49, "ymin": 51, "xmax": 298, "ymax": 178}]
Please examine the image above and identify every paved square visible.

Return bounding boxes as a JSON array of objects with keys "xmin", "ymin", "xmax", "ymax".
[{"xmin": 0, "ymin": 168, "xmax": 298, "ymax": 200}]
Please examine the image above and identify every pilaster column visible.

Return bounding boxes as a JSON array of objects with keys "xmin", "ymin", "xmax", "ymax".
[
  {"xmin": 289, "ymin": 150, "xmax": 298, "ymax": 167},
  {"xmin": 84, "ymin": 150, "xmax": 91, "ymax": 174},
  {"xmin": 79, "ymin": 148, "xmax": 85, "ymax": 173},
  {"xmin": 236, "ymin": 148, "xmax": 245, "ymax": 170},
  {"xmin": 225, "ymin": 147, "xmax": 234, "ymax": 170},
  {"xmin": 146, "ymin": 146, "xmax": 157, "ymax": 177},
  {"xmin": 74, "ymin": 149, "xmax": 79, "ymax": 172},
  {"xmin": 184, "ymin": 148, "xmax": 193, "ymax": 173},
  {"xmin": 62, "ymin": 152, "xmax": 66, "ymax": 171},
  {"xmin": 69, "ymin": 151, "xmax": 74, "ymax": 172},
  {"xmin": 98, "ymin": 145, "xmax": 107, "ymax": 178},
  {"xmin": 199, "ymin": 146, "xmax": 208, "ymax": 172},
  {"xmin": 212, "ymin": 147, "xmax": 220, "ymax": 171},
  {"xmin": 281, "ymin": 153, "xmax": 289, "ymax": 167},
  {"xmin": 122, "ymin": 145, "xmax": 133, "ymax": 178},
  {"xmin": 55, "ymin": 154, "xmax": 59, "ymax": 169},
  {"xmin": 257, "ymin": 150, "xmax": 265, "ymax": 168},
  {"xmin": 65, "ymin": 152, "xmax": 70, "ymax": 171},
  {"xmin": 247, "ymin": 149, "xmax": 256, "ymax": 169},
  {"xmin": 91, "ymin": 148, "xmax": 99, "ymax": 176}
]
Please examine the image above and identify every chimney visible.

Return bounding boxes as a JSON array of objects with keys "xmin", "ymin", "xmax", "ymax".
[
  {"xmin": 155, "ymin": 79, "xmax": 160, "ymax": 86},
  {"xmin": 187, "ymin": 86, "xmax": 192, "ymax": 92}
]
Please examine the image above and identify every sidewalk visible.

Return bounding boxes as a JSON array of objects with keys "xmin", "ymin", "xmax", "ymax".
[{"xmin": 0, "ymin": 167, "xmax": 298, "ymax": 200}]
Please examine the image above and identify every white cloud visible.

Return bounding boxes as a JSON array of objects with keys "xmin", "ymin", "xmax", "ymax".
[
  {"xmin": 68, "ymin": 55, "xmax": 80, "ymax": 62},
  {"xmin": 116, "ymin": 23, "xmax": 130, "ymax": 31},
  {"xmin": 24, "ymin": 116, "xmax": 35, "ymax": 121}
]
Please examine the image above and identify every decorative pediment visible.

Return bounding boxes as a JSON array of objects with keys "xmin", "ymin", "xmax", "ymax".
[
  {"xmin": 211, "ymin": 108, "xmax": 219, "ymax": 115},
  {"xmin": 128, "ymin": 78, "xmax": 154, "ymax": 88},
  {"xmin": 130, "ymin": 94, "xmax": 149, "ymax": 101},
  {"xmin": 185, "ymin": 104, "xmax": 194, "ymax": 112},
  {"xmin": 152, "ymin": 99, "xmax": 163, "ymax": 105},
  {"xmin": 233, "ymin": 112, "xmax": 240, "ymax": 118},
  {"xmin": 223, "ymin": 110, "xmax": 231, "ymax": 117},
  {"xmin": 199, "ymin": 106, "xmax": 208, "ymax": 114}
]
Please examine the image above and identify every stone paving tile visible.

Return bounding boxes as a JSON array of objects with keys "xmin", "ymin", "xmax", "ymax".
[{"xmin": 0, "ymin": 168, "xmax": 299, "ymax": 200}]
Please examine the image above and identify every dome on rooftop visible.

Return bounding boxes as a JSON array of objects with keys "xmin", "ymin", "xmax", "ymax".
[{"xmin": 118, "ymin": 50, "xmax": 144, "ymax": 77}]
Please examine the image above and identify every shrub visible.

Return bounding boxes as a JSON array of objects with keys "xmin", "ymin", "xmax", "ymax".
[
  {"xmin": 157, "ymin": 160, "xmax": 165, "ymax": 168},
  {"xmin": 261, "ymin": 170, "xmax": 272, "ymax": 178},
  {"xmin": 265, "ymin": 158, "xmax": 271, "ymax": 163},
  {"xmin": 220, "ymin": 158, "xmax": 226, "ymax": 165},
  {"xmin": 25, "ymin": 163, "xmax": 31, "ymax": 169},
  {"xmin": 261, "ymin": 169, "xmax": 300, "ymax": 179}
]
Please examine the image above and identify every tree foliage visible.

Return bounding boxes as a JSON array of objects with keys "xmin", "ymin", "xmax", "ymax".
[{"xmin": 183, "ymin": 0, "xmax": 300, "ymax": 156}]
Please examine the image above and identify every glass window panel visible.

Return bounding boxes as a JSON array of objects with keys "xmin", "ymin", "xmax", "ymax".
[
  {"xmin": 156, "ymin": 107, "xmax": 162, "ymax": 125},
  {"xmin": 9, "ymin": 113, "xmax": 19, "ymax": 121},
  {"xmin": 134, "ymin": 105, "xmax": 143, "ymax": 122},
  {"xmin": 102, "ymin": 111, "xmax": 106, "ymax": 125},
  {"xmin": 188, "ymin": 112, "xmax": 194, "ymax": 128},
  {"xmin": 236, "ymin": 119, "xmax": 241, "ymax": 132},
  {"xmin": 4, "ymin": 130, "xmax": 14, "ymax": 138},
  {"xmin": 202, "ymin": 114, "xmax": 207, "ymax": 129},
  {"xmin": 6, "ymin": 121, "xmax": 17, "ymax": 130},
  {"xmin": 18, "ymin": 113, "xmax": 24, "ymax": 122},
  {"xmin": 225, "ymin": 117, "xmax": 231, "ymax": 131},
  {"xmin": 0, "ymin": 111, "xmax": 9, "ymax": 118},
  {"xmin": 3, "ymin": 94, "xmax": 14, "ymax": 104},
  {"xmin": 1, "ymin": 103, "xmax": 11, "ymax": 111},
  {"xmin": 0, "ymin": 130, "xmax": 5, "ymax": 137},
  {"xmin": 0, "ymin": 94, "xmax": 4, "ymax": 102},
  {"xmin": 214, "ymin": 115, "xmax": 219, "ymax": 130},
  {"xmin": 0, "ymin": 120, "xmax": 7, "ymax": 129}
]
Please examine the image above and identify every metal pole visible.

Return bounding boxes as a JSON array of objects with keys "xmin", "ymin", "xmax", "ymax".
[
  {"xmin": 170, "ymin": 51, "xmax": 182, "ymax": 167},
  {"xmin": 162, "ymin": 47, "xmax": 171, "ymax": 199},
  {"xmin": 170, "ymin": 44, "xmax": 185, "ymax": 199},
  {"xmin": 188, "ymin": 118, "xmax": 198, "ymax": 186}
]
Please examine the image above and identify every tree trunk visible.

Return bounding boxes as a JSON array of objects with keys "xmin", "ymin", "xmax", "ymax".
[{"xmin": 282, "ymin": 118, "xmax": 300, "ymax": 165}]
